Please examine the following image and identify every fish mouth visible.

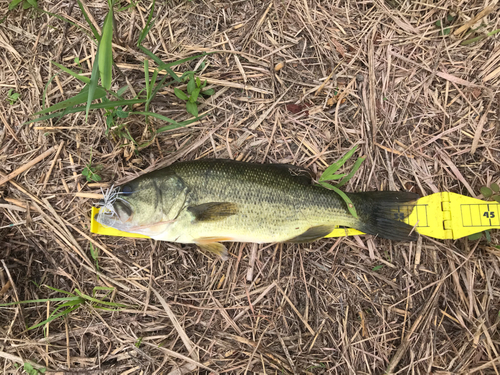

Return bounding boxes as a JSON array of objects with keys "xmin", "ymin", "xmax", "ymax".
[{"xmin": 95, "ymin": 198, "xmax": 134, "ymax": 229}]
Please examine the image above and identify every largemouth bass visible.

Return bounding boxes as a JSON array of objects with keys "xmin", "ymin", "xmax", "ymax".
[{"xmin": 95, "ymin": 159, "xmax": 418, "ymax": 259}]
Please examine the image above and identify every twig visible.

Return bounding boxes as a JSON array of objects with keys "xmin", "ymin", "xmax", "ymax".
[
  {"xmin": 0, "ymin": 350, "xmax": 46, "ymax": 371},
  {"xmin": 42, "ymin": 141, "xmax": 64, "ymax": 189},
  {"xmin": 246, "ymin": 243, "xmax": 258, "ymax": 282},
  {"xmin": 453, "ymin": 3, "xmax": 498, "ymax": 36},
  {"xmin": 152, "ymin": 287, "xmax": 199, "ymax": 361},
  {"xmin": 276, "ymin": 284, "xmax": 315, "ymax": 335},
  {"xmin": 0, "ymin": 146, "xmax": 56, "ymax": 187},
  {"xmin": 385, "ymin": 278, "xmax": 444, "ymax": 374}
]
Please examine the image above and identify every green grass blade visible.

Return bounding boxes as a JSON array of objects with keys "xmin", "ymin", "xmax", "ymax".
[
  {"xmin": 130, "ymin": 111, "xmax": 182, "ymax": 125},
  {"xmin": 147, "ymin": 74, "xmax": 172, "ymax": 115},
  {"xmin": 163, "ymin": 65, "xmax": 181, "ymax": 82},
  {"xmin": 336, "ymin": 156, "xmax": 366, "ymax": 188},
  {"xmin": 487, "ymin": 28, "xmax": 500, "ymax": 37},
  {"xmin": 26, "ymin": 109, "xmax": 79, "ymax": 125},
  {"xmin": 137, "ymin": 0, "xmax": 156, "ymax": 46},
  {"xmin": 98, "ymin": 7, "xmax": 114, "ymax": 90},
  {"xmin": 161, "ymin": 53, "xmax": 211, "ymax": 68},
  {"xmin": 41, "ymin": 74, "xmax": 58, "ymax": 110},
  {"xmin": 92, "ymin": 286, "xmax": 115, "ymax": 297},
  {"xmin": 73, "ymin": 289, "xmax": 126, "ymax": 308},
  {"xmin": 58, "ymin": 299, "xmax": 85, "ymax": 308},
  {"xmin": 92, "ymin": 286, "xmax": 116, "ymax": 292},
  {"xmin": 146, "ymin": 69, "xmax": 159, "ymax": 112},
  {"xmin": 26, "ymin": 97, "xmax": 144, "ymax": 125},
  {"xmin": 138, "ymin": 46, "xmax": 163, "ymax": 66},
  {"xmin": 86, "ymin": 47, "xmax": 101, "ymax": 120},
  {"xmin": 461, "ymin": 28, "xmax": 500, "ymax": 46},
  {"xmin": 116, "ymin": 1, "xmax": 136, "ymax": 12},
  {"xmin": 139, "ymin": 46, "xmax": 182, "ymax": 83},
  {"xmin": 144, "ymin": 59, "xmax": 150, "ymax": 98},
  {"xmin": 51, "ymin": 61, "xmax": 90, "ymax": 84},
  {"xmin": 88, "ymin": 98, "xmax": 145, "ymax": 109},
  {"xmin": 319, "ymin": 182, "xmax": 358, "ymax": 218},
  {"xmin": 76, "ymin": 0, "xmax": 101, "ymax": 41},
  {"xmin": 116, "ymin": 85, "xmax": 129, "ymax": 97},
  {"xmin": 149, "ymin": 69, "xmax": 159, "ymax": 98},
  {"xmin": 319, "ymin": 145, "xmax": 359, "ymax": 182},
  {"xmin": 144, "ymin": 60, "xmax": 151, "ymax": 118},
  {"xmin": 33, "ymin": 86, "xmax": 107, "ymax": 116},
  {"xmin": 130, "ymin": 111, "xmax": 206, "ymax": 133},
  {"xmin": 0, "ymin": 296, "xmax": 81, "ymax": 307},
  {"xmin": 27, "ymin": 305, "xmax": 80, "ymax": 331}
]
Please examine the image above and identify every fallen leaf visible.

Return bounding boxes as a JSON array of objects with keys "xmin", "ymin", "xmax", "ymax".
[
  {"xmin": 274, "ymin": 61, "xmax": 285, "ymax": 71},
  {"xmin": 471, "ymin": 88, "xmax": 482, "ymax": 99},
  {"xmin": 326, "ymin": 96, "xmax": 346, "ymax": 107},
  {"xmin": 286, "ymin": 103, "xmax": 312, "ymax": 116}
]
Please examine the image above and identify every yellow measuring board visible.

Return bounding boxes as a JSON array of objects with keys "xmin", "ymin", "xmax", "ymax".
[
  {"xmin": 90, "ymin": 192, "xmax": 500, "ymax": 241},
  {"xmin": 91, "ymin": 207, "xmax": 149, "ymax": 239}
]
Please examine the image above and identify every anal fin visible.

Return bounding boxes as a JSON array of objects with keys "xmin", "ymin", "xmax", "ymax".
[
  {"xmin": 196, "ymin": 242, "xmax": 229, "ymax": 261},
  {"xmin": 287, "ymin": 225, "xmax": 335, "ymax": 243}
]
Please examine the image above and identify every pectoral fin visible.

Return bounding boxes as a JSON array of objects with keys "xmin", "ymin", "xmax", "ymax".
[
  {"xmin": 188, "ymin": 202, "xmax": 238, "ymax": 222},
  {"xmin": 196, "ymin": 242, "xmax": 229, "ymax": 261},
  {"xmin": 287, "ymin": 225, "xmax": 335, "ymax": 243}
]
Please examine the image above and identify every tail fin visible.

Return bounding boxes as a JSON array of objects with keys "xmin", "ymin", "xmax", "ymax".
[{"xmin": 347, "ymin": 191, "xmax": 419, "ymax": 241}]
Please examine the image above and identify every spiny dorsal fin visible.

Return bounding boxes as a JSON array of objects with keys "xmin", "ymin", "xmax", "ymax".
[
  {"xmin": 196, "ymin": 242, "xmax": 229, "ymax": 260},
  {"xmin": 287, "ymin": 225, "xmax": 335, "ymax": 243},
  {"xmin": 188, "ymin": 202, "xmax": 238, "ymax": 222}
]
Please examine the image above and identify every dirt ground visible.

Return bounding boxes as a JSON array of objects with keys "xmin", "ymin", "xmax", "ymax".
[{"xmin": 1, "ymin": 0, "xmax": 500, "ymax": 374}]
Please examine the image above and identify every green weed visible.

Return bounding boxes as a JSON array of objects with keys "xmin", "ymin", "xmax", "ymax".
[
  {"xmin": 7, "ymin": 89, "xmax": 20, "ymax": 105},
  {"xmin": 0, "ymin": 285, "xmax": 126, "ymax": 331},
  {"xmin": 23, "ymin": 363, "xmax": 46, "ymax": 375},
  {"xmin": 26, "ymin": 0, "xmax": 215, "ymax": 153},
  {"xmin": 306, "ymin": 362, "xmax": 326, "ymax": 371},
  {"xmin": 461, "ymin": 27, "xmax": 500, "ymax": 46},
  {"xmin": 8, "ymin": 0, "xmax": 37, "ymax": 11},
  {"xmin": 135, "ymin": 337, "xmax": 143, "ymax": 347},
  {"xmin": 82, "ymin": 149, "xmax": 103, "ymax": 182},
  {"xmin": 318, "ymin": 144, "xmax": 366, "ymax": 218},
  {"xmin": 435, "ymin": 13, "xmax": 456, "ymax": 36},
  {"xmin": 174, "ymin": 73, "xmax": 215, "ymax": 117}
]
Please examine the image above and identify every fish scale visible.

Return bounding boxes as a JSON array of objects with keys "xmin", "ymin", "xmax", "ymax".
[{"xmin": 166, "ymin": 160, "xmax": 342, "ymax": 241}]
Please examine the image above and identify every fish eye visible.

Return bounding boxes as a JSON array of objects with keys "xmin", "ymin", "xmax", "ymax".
[{"xmin": 121, "ymin": 185, "xmax": 133, "ymax": 195}]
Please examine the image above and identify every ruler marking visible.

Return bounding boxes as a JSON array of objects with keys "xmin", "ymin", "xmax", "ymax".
[
  {"xmin": 424, "ymin": 204, "xmax": 428, "ymax": 227},
  {"xmin": 460, "ymin": 203, "xmax": 500, "ymax": 227}
]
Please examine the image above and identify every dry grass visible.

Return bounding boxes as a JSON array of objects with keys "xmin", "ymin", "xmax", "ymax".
[{"xmin": 1, "ymin": 0, "xmax": 500, "ymax": 373}]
